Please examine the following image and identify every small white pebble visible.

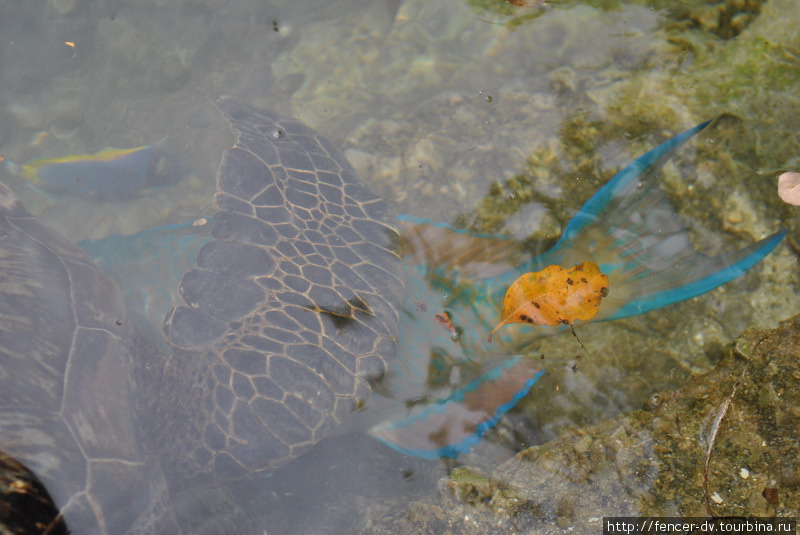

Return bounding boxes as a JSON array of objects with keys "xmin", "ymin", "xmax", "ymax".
[
  {"xmin": 694, "ymin": 332, "xmax": 704, "ymax": 344},
  {"xmin": 778, "ymin": 172, "xmax": 800, "ymax": 206},
  {"xmin": 711, "ymin": 492, "xmax": 724, "ymax": 504},
  {"xmin": 740, "ymin": 468, "xmax": 750, "ymax": 479},
  {"xmin": 726, "ymin": 210, "xmax": 743, "ymax": 225}
]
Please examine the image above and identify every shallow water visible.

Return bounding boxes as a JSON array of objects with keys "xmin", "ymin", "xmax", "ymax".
[{"xmin": 1, "ymin": 0, "xmax": 798, "ymax": 533}]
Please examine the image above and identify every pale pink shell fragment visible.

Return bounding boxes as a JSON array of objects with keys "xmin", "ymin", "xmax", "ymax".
[{"xmin": 778, "ymin": 172, "xmax": 800, "ymax": 206}]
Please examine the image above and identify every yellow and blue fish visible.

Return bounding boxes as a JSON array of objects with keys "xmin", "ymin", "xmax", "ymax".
[{"xmin": 15, "ymin": 145, "xmax": 184, "ymax": 200}]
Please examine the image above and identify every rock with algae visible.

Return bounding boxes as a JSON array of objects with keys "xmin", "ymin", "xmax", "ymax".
[
  {"xmin": 465, "ymin": 0, "xmax": 798, "ymax": 243},
  {"xmin": 363, "ymin": 317, "xmax": 800, "ymax": 534},
  {"xmin": 465, "ymin": 0, "xmax": 766, "ymax": 35}
]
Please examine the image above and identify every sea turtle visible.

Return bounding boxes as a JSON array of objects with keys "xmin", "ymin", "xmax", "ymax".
[
  {"xmin": 0, "ymin": 96, "xmax": 405, "ymax": 534},
  {"xmin": 0, "ymin": 99, "xmax": 786, "ymax": 534}
]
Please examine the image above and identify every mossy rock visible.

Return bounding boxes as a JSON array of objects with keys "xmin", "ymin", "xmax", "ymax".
[{"xmin": 364, "ymin": 317, "xmax": 800, "ymax": 534}]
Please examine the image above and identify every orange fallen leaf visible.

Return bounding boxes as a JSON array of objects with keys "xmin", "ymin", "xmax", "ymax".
[{"xmin": 488, "ymin": 262, "xmax": 609, "ymax": 342}]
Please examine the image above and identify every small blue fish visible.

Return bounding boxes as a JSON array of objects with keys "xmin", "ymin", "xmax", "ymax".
[{"xmin": 18, "ymin": 145, "xmax": 184, "ymax": 200}]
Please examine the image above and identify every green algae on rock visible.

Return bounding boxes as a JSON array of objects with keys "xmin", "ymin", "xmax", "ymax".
[{"xmin": 464, "ymin": 0, "xmax": 766, "ymax": 35}]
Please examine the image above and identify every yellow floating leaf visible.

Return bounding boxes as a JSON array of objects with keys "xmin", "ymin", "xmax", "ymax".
[{"xmin": 488, "ymin": 262, "xmax": 609, "ymax": 342}]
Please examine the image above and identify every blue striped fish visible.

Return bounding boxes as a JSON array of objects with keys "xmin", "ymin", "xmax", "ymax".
[{"xmin": 17, "ymin": 145, "xmax": 185, "ymax": 200}]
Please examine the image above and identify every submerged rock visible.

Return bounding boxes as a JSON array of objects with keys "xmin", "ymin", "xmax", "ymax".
[{"xmin": 364, "ymin": 316, "xmax": 800, "ymax": 534}]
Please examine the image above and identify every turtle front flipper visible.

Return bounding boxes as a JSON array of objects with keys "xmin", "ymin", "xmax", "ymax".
[{"xmin": 158, "ymin": 97, "xmax": 405, "ymax": 483}]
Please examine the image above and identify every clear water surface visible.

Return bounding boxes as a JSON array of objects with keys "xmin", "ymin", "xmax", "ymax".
[{"xmin": 0, "ymin": 0, "xmax": 797, "ymax": 533}]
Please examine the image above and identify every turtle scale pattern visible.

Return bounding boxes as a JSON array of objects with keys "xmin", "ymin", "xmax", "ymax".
[
  {"xmin": 156, "ymin": 97, "xmax": 404, "ymax": 484},
  {"xmin": 0, "ymin": 97, "xmax": 406, "ymax": 533},
  {"xmin": 0, "ymin": 180, "xmax": 176, "ymax": 533}
]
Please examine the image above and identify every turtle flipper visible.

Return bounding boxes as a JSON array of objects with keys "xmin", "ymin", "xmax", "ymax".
[{"xmin": 158, "ymin": 97, "xmax": 405, "ymax": 481}]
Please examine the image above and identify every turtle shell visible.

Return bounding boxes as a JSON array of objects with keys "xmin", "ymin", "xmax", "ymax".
[{"xmin": 0, "ymin": 98, "xmax": 405, "ymax": 533}]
